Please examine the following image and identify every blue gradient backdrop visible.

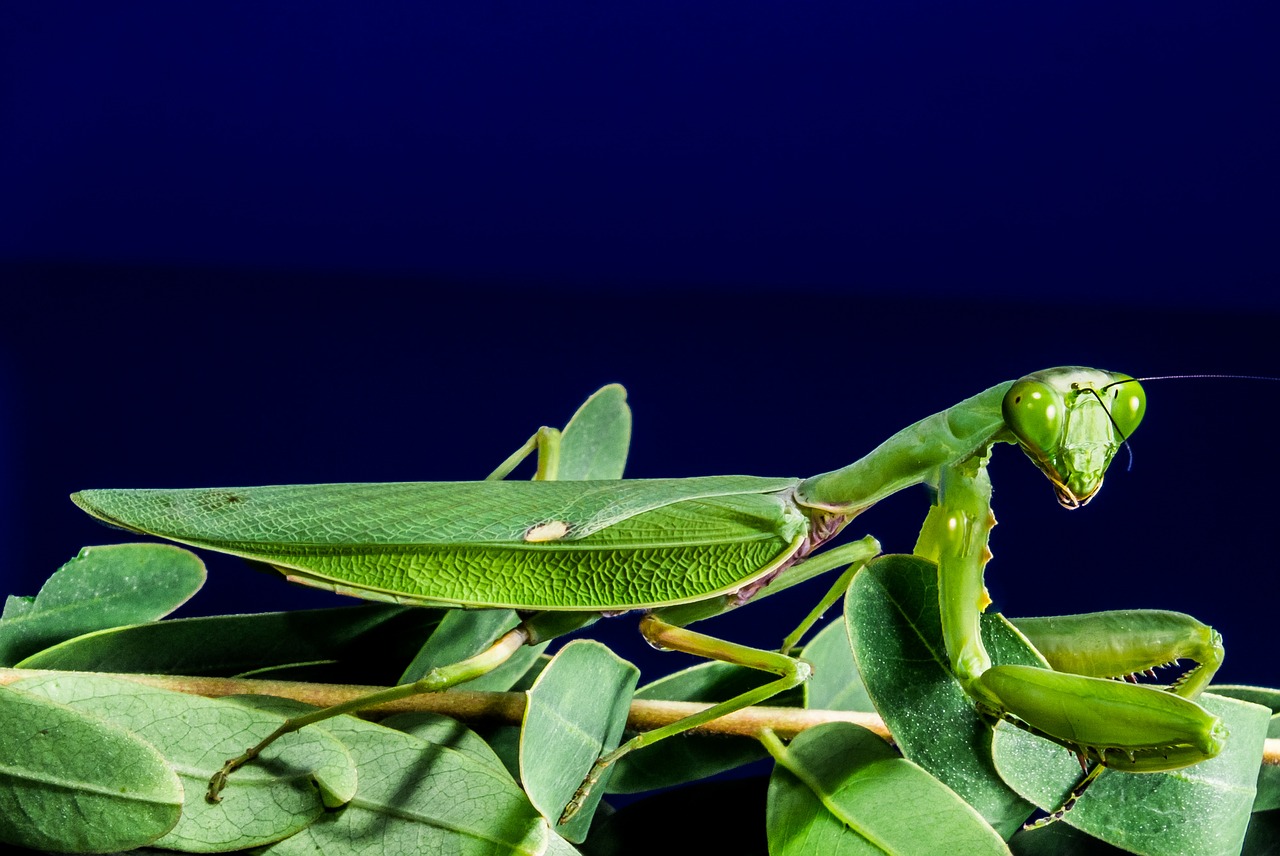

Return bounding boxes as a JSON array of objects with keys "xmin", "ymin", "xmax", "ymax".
[{"xmin": 2, "ymin": 4, "xmax": 1277, "ymax": 693}]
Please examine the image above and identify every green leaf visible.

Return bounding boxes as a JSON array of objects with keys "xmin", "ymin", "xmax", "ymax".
[
  {"xmin": 1212, "ymin": 685, "xmax": 1280, "ymax": 812},
  {"xmin": 1, "ymin": 595, "xmax": 34, "ymax": 619},
  {"xmin": 472, "ymin": 642, "xmax": 551, "ymax": 691},
  {"xmin": 479, "ymin": 724, "xmax": 525, "ymax": 781},
  {"xmin": 521, "ymin": 640, "xmax": 640, "ymax": 843},
  {"xmin": 803, "ymin": 616, "xmax": 875, "ymax": 712},
  {"xmin": 993, "ymin": 693, "xmax": 1269, "ymax": 856},
  {"xmin": 607, "ymin": 660, "xmax": 798, "ymax": 794},
  {"xmin": 0, "ymin": 682, "xmax": 182, "ymax": 853},
  {"xmin": 544, "ymin": 830, "xmax": 585, "ymax": 856},
  {"xmin": 12, "ymin": 673, "xmax": 357, "ymax": 853},
  {"xmin": 17, "ymin": 603, "xmax": 438, "ymax": 684},
  {"xmin": 0, "ymin": 543, "xmax": 205, "ymax": 665},
  {"xmin": 1212, "ymin": 685, "xmax": 1280, "ymax": 719},
  {"xmin": 845, "ymin": 554, "xmax": 1036, "ymax": 836},
  {"xmin": 580, "ymin": 776, "xmax": 769, "ymax": 856},
  {"xmin": 1009, "ymin": 821, "xmax": 1131, "ymax": 854},
  {"xmin": 400, "ymin": 608, "xmax": 549, "ymax": 691},
  {"xmin": 1243, "ymin": 809, "xmax": 1280, "ymax": 856},
  {"xmin": 558, "ymin": 383, "xmax": 631, "ymax": 481},
  {"xmin": 257, "ymin": 713, "xmax": 550, "ymax": 856},
  {"xmin": 765, "ymin": 722, "xmax": 1010, "ymax": 855},
  {"xmin": 381, "ymin": 710, "xmax": 512, "ymax": 775},
  {"xmin": 508, "ymin": 652, "xmax": 554, "ymax": 691}
]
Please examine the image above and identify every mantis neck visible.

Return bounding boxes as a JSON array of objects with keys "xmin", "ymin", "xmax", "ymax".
[{"xmin": 794, "ymin": 381, "xmax": 1013, "ymax": 513}]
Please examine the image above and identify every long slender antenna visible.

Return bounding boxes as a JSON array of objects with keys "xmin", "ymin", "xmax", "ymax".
[
  {"xmin": 1101, "ymin": 373, "xmax": 1280, "ymax": 390},
  {"xmin": 1095, "ymin": 373, "xmax": 1280, "ymax": 470}
]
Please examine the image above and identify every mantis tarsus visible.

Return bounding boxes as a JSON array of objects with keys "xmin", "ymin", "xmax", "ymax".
[{"xmin": 71, "ymin": 366, "xmax": 1227, "ymax": 826}]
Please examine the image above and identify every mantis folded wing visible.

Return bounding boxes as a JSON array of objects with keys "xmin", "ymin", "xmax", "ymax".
[{"xmin": 72, "ymin": 366, "xmax": 1227, "ymax": 827}]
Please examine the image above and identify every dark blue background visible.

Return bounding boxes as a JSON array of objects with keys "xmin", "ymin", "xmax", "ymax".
[{"xmin": 2, "ymin": 4, "xmax": 1277, "ymax": 690}]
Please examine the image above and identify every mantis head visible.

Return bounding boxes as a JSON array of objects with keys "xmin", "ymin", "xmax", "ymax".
[{"xmin": 1002, "ymin": 367, "xmax": 1146, "ymax": 509}]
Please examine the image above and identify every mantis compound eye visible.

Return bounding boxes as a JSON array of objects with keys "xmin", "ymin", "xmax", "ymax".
[
  {"xmin": 1002, "ymin": 379, "xmax": 1064, "ymax": 456},
  {"xmin": 1103, "ymin": 375, "xmax": 1147, "ymax": 440}
]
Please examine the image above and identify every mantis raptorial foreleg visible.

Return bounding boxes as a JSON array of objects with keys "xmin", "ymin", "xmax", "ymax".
[
  {"xmin": 1013, "ymin": 611, "xmax": 1224, "ymax": 699},
  {"xmin": 906, "ymin": 408, "xmax": 1225, "ymax": 787}
]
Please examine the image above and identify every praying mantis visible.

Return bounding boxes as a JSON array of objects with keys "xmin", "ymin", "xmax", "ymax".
[{"xmin": 71, "ymin": 366, "xmax": 1228, "ymax": 829}]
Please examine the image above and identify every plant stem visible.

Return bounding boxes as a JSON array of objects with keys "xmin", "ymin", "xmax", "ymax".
[
  {"xmin": 0, "ymin": 665, "xmax": 884, "ymax": 740},
  {"xmin": 4, "ymin": 666, "xmax": 1277, "ymax": 766}
]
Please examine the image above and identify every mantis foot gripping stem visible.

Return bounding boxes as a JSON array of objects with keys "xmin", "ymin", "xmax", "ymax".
[{"xmin": 558, "ymin": 612, "xmax": 812, "ymax": 825}]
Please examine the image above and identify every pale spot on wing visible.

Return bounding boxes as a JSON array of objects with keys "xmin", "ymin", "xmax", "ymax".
[{"xmin": 524, "ymin": 520, "xmax": 570, "ymax": 542}]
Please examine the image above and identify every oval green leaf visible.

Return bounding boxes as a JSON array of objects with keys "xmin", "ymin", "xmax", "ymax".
[
  {"xmin": 381, "ymin": 710, "xmax": 511, "ymax": 775},
  {"xmin": 18, "ymin": 603, "xmax": 437, "ymax": 684},
  {"xmin": 1243, "ymin": 809, "xmax": 1280, "ymax": 856},
  {"xmin": 803, "ymin": 616, "xmax": 874, "ymax": 713},
  {"xmin": 521, "ymin": 640, "xmax": 639, "ymax": 843},
  {"xmin": 258, "ymin": 714, "xmax": 549, "ymax": 856},
  {"xmin": 399, "ymin": 608, "xmax": 548, "ymax": 691},
  {"xmin": 766, "ymin": 722, "xmax": 1010, "ymax": 855},
  {"xmin": 1009, "ymin": 821, "xmax": 1132, "ymax": 854},
  {"xmin": 845, "ymin": 554, "xmax": 1037, "ymax": 836},
  {"xmin": 13, "ymin": 673, "xmax": 357, "ymax": 852},
  {"xmin": 0, "ymin": 683, "xmax": 182, "ymax": 853},
  {"xmin": 993, "ymin": 693, "xmax": 1269, "ymax": 856},
  {"xmin": 0, "ymin": 543, "xmax": 205, "ymax": 666},
  {"xmin": 1211, "ymin": 684, "xmax": 1280, "ymax": 812},
  {"xmin": 607, "ymin": 659, "xmax": 801, "ymax": 794},
  {"xmin": 558, "ymin": 383, "xmax": 631, "ymax": 481}
]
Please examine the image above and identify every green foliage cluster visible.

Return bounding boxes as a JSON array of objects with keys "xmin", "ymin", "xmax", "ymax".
[
  {"xmin": 0, "ymin": 543, "xmax": 1276, "ymax": 855},
  {"xmin": 5, "ymin": 379, "xmax": 1280, "ymax": 854}
]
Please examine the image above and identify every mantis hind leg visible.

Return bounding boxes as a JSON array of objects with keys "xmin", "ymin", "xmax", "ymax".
[
  {"xmin": 484, "ymin": 381, "xmax": 631, "ymax": 483},
  {"xmin": 485, "ymin": 425, "xmax": 563, "ymax": 481},
  {"xmin": 206, "ymin": 608, "xmax": 600, "ymax": 803},
  {"xmin": 559, "ymin": 612, "xmax": 811, "ymax": 824},
  {"xmin": 206, "ymin": 622, "xmax": 532, "ymax": 802}
]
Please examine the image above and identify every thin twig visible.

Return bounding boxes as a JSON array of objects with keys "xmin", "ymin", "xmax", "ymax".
[{"xmin": 2, "ymin": 666, "xmax": 1273, "ymax": 764}]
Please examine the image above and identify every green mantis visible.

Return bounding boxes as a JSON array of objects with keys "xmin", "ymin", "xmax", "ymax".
[{"xmin": 71, "ymin": 366, "xmax": 1228, "ymax": 827}]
